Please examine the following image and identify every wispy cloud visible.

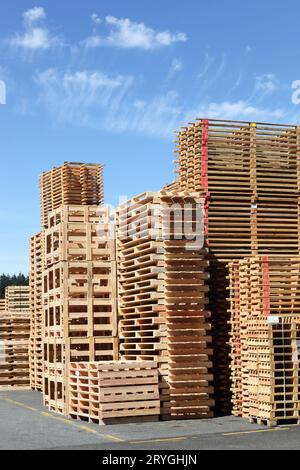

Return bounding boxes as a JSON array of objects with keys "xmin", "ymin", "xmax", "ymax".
[
  {"xmin": 166, "ymin": 59, "xmax": 183, "ymax": 81},
  {"xmin": 200, "ymin": 53, "xmax": 227, "ymax": 90},
  {"xmin": 185, "ymin": 100, "xmax": 284, "ymax": 122},
  {"xmin": 245, "ymin": 45, "xmax": 254, "ymax": 55},
  {"xmin": 227, "ymin": 70, "xmax": 243, "ymax": 97},
  {"xmin": 6, "ymin": 6, "xmax": 62, "ymax": 52},
  {"xmin": 35, "ymin": 66, "xmax": 285, "ymax": 138},
  {"xmin": 23, "ymin": 6, "xmax": 45, "ymax": 24},
  {"xmin": 248, "ymin": 73, "xmax": 282, "ymax": 103},
  {"xmin": 83, "ymin": 16, "xmax": 187, "ymax": 50},
  {"xmin": 35, "ymin": 67, "xmax": 183, "ymax": 137},
  {"xmin": 35, "ymin": 68, "xmax": 133, "ymax": 124},
  {"xmin": 254, "ymin": 73, "xmax": 280, "ymax": 93},
  {"xmin": 198, "ymin": 52, "xmax": 215, "ymax": 79},
  {"xmin": 106, "ymin": 91, "xmax": 182, "ymax": 136},
  {"xmin": 91, "ymin": 13, "xmax": 102, "ymax": 25}
]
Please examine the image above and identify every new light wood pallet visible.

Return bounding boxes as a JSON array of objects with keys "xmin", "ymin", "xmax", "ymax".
[
  {"xmin": 43, "ymin": 336, "xmax": 118, "ymax": 414},
  {"xmin": 0, "ymin": 311, "xmax": 30, "ymax": 388},
  {"xmin": 0, "ymin": 299, "xmax": 5, "ymax": 312},
  {"xmin": 43, "ymin": 260, "xmax": 117, "ymax": 338},
  {"xmin": 69, "ymin": 361, "xmax": 160, "ymax": 424},
  {"xmin": 40, "ymin": 162, "xmax": 104, "ymax": 228},
  {"xmin": 164, "ymin": 240, "xmax": 214, "ymax": 419},
  {"xmin": 42, "ymin": 204, "xmax": 119, "ymax": 415},
  {"xmin": 44, "ymin": 205, "xmax": 112, "ymax": 267},
  {"xmin": 228, "ymin": 256, "xmax": 300, "ymax": 425},
  {"xmin": 29, "ymin": 231, "xmax": 45, "ymax": 391},
  {"xmin": 174, "ymin": 118, "xmax": 300, "ymax": 414},
  {"xmin": 5, "ymin": 286, "xmax": 30, "ymax": 312},
  {"xmin": 116, "ymin": 191, "xmax": 214, "ymax": 419}
]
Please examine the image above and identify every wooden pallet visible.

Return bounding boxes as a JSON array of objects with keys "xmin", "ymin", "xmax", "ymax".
[
  {"xmin": 29, "ymin": 231, "xmax": 44, "ymax": 391},
  {"xmin": 68, "ymin": 361, "xmax": 160, "ymax": 424},
  {"xmin": 40, "ymin": 162, "xmax": 104, "ymax": 228},
  {"xmin": 44, "ymin": 205, "xmax": 112, "ymax": 266},
  {"xmin": 43, "ymin": 260, "xmax": 117, "ymax": 338},
  {"xmin": 0, "ymin": 311, "xmax": 30, "ymax": 388},
  {"xmin": 228, "ymin": 256, "xmax": 300, "ymax": 424},
  {"xmin": 41, "ymin": 201, "xmax": 119, "ymax": 416},
  {"xmin": 174, "ymin": 118, "xmax": 300, "ymax": 414},
  {"xmin": 5, "ymin": 286, "xmax": 30, "ymax": 312},
  {"xmin": 164, "ymin": 240, "xmax": 214, "ymax": 418},
  {"xmin": 0, "ymin": 299, "xmax": 5, "ymax": 312},
  {"xmin": 43, "ymin": 337, "xmax": 119, "ymax": 414},
  {"xmin": 116, "ymin": 191, "xmax": 214, "ymax": 419}
]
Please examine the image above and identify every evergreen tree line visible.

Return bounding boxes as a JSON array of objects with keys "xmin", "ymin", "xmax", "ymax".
[{"xmin": 0, "ymin": 273, "xmax": 29, "ymax": 298}]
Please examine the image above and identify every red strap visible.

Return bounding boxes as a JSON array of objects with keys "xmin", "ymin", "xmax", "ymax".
[
  {"xmin": 201, "ymin": 119, "xmax": 209, "ymax": 195},
  {"xmin": 262, "ymin": 256, "xmax": 270, "ymax": 316},
  {"xmin": 201, "ymin": 120, "xmax": 209, "ymax": 241}
]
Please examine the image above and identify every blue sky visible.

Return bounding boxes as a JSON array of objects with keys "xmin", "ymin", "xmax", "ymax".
[{"xmin": 0, "ymin": 0, "xmax": 300, "ymax": 274}]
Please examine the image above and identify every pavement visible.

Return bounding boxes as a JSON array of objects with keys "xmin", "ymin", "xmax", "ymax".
[{"xmin": 0, "ymin": 389, "xmax": 299, "ymax": 450}]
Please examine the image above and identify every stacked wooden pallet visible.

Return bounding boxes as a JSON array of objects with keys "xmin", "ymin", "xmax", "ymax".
[
  {"xmin": 5, "ymin": 286, "xmax": 30, "ymax": 312},
  {"xmin": 0, "ymin": 299, "xmax": 5, "ymax": 311},
  {"xmin": 69, "ymin": 361, "xmax": 160, "ymax": 424},
  {"xmin": 175, "ymin": 119, "xmax": 300, "ymax": 414},
  {"xmin": 40, "ymin": 162, "xmax": 104, "ymax": 228},
  {"xmin": 42, "ymin": 205, "xmax": 118, "ymax": 414},
  {"xmin": 228, "ymin": 256, "xmax": 300, "ymax": 426},
  {"xmin": 0, "ymin": 311, "xmax": 30, "ymax": 388},
  {"xmin": 29, "ymin": 232, "xmax": 44, "ymax": 391},
  {"xmin": 116, "ymin": 191, "xmax": 214, "ymax": 419}
]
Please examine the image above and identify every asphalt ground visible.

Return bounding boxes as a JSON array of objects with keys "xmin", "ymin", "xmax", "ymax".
[{"xmin": 0, "ymin": 389, "xmax": 299, "ymax": 450}]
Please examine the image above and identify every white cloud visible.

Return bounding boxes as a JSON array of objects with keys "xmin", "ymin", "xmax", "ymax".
[
  {"xmin": 83, "ymin": 16, "xmax": 187, "ymax": 50},
  {"xmin": 107, "ymin": 91, "xmax": 182, "ymax": 136},
  {"xmin": 91, "ymin": 13, "xmax": 102, "ymax": 24},
  {"xmin": 200, "ymin": 53, "xmax": 226, "ymax": 90},
  {"xmin": 255, "ymin": 73, "xmax": 280, "ymax": 93},
  {"xmin": 185, "ymin": 100, "xmax": 284, "ymax": 122},
  {"xmin": 10, "ymin": 28, "xmax": 53, "ymax": 50},
  {"xmin": 34, "ymin": 66, "xmax": 285, "ymax": 139},
  {"xmin": 7, "ymin": 7, "xmax": 62, "ymax": 51},
  {"xmin": 35, "ymin": 67, "xmax": 183, "ymax": 137},
  {"xmin": 171, "ymin": 58, "xmax": 183, "ymax": 73},
  {"xmin": 35, "ymin": 68, "xmax": 133, "ymax": 124},
  {"xmin": 198, "ymin": 52, "xmax": 215, "ymax": 79},
  {"xmin": 23, "ymin": 6, "xmax": 46, "ymax": 24},
  {"xmin": 166, "ymin": 59, "xmax": 183, "ymax": 81}
]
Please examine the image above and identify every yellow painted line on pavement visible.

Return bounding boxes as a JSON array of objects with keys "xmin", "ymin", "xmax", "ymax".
[
  {"xmin": 3, "ymin": 397, "xmax": 125, "ymax": 442},
  {"xmin": 130, "ymin": 436, "xmax": 187, "ymax": 445},
  {"xmin": 40, "ymin": 411, "xmax": 76, "ymax": 425},
  {"xmin": 224, "ymin": 427, "xmax": 290, "ymax": 436},
  {"xmin": 78, "ymin": 425, "xmax": 98, "ymax": 434},
  {"xmin": 104, "ymin": 434, "xmax": 126, "ymax": 442},
  {"xmin": 3, "ymin": 398, "xmax": 38, "ymax": 412}
]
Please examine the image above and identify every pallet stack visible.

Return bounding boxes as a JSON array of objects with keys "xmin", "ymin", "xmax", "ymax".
[
  {"xmin": 0, "ymin": 299, "xmax": 5, "ymax": 312},
  {"xmin": 5, "ymin": 286, "xmax": 30, "ymax": 312},
  {"xmin": 116, "ymin": 191, "xmax": 214, "ymax": 419},
  {"xmin": 40, "ymin": 162, "xmax": 104, "ymax": 228},
  {"xmin": 42, "ymin": 204, "xmax": 118, "ymax": 414},
  {"xmin": 228, "ymin": 257, "xmax": 300, "ymax": 426},
  {"xmin": 175, "ymin": 119, "xmax": 300, "ymax": 414},
  {"xmin": 0, "ymin": 311, "xmax": 30, "ymax": 388},
  {"xmin": 29, "ymin": 232, "xmax": 45, "ymax": 391},
  {"xmin": 69, "ymin": 361, "xmax": 160, "ymax": 424}
]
